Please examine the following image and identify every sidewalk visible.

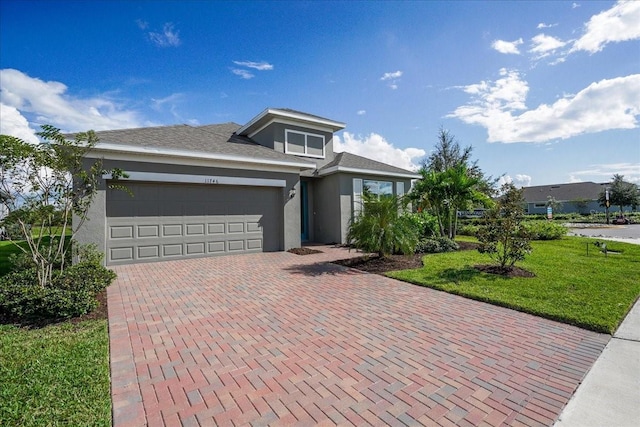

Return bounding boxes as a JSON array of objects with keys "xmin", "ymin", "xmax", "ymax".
[{"xmin": 554, "ymin": 297, "xmax": 640, "ymax": 427}]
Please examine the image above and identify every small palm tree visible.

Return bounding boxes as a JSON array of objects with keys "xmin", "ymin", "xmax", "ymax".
[{"xmin": 347, "ymin": 193, "xmax": 419, "ymax": 257}]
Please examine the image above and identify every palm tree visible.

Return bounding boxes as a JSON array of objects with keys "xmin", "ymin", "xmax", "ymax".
[
  {"xmin": 411, "ymin": 164, "xmax": 491, "ymax": 239},
  {"xmin": 347, "ymin": 193, "xmax": 419, "ymax": 257}
]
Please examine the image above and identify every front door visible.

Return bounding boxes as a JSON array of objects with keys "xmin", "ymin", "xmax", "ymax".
[{"xmin": 300, "ymin": 181, "xmax": 309, "ymax": 241}]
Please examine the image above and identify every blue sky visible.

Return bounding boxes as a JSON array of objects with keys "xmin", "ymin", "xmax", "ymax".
[{"xmin": 1, "ymin": 0, "xmax": 638, "ymax": 186}]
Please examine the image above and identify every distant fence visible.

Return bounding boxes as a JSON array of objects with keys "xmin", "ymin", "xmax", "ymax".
[{"xmin": 457, "ymin": 209, "xmax": 486, "ymax": 218}]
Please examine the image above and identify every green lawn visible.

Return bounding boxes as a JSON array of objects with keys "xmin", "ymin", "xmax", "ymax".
[
  {"xmin": 0, "ymin": 320, "xmax": 111, "ymax": 427},
  {"xmin": 1, "ymin": 231, "xmax": 111, "ymax": 427},
  {"xmin": 388, "ymin": 236, "xmax": 640, "ymax": 334},
  {"xmin": 0, "ymin": 240, "xmax": 26, "ymax": 276}
]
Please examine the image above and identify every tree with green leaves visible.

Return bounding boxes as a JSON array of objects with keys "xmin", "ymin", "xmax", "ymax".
[
  {"xmin": 411, "ymin": 129, "xmax": 494, "ymax": 239},
  {"xmin": 477, "ymin": 183, "xmax": 532, "ymax": 271},
  {"xmin": 598, "ymin": 174, "xmax": 639, "ymax": 214},
  {"xmin": 0, "ymin": 126, "xmax": 125, "ymax": 288},
  {"xmin": 347, "ymin": 193, "xmax": 419, "ymax": 257}
]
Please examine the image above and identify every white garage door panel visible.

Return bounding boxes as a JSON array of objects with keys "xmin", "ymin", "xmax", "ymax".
[{"xmin": 105, "ymin": 182, "xmax": 281, "ymax": 265}]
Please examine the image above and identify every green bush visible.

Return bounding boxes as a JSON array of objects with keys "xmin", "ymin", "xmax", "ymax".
[
  {"xmin": 522, "ymin": 220, "xmax": 567, "ymax": 240},
  {"xmin": 458, "ymin": 224, "xmax": 480, "ymax": 237},
  {"xmin": 0, "ymin": 262, "xmax": 115, "ymax": 320},
  {"xmin": 417, "ymin": 237, "xmax": 460, "ymax": 254},
  {"xmin": 400, "ymin": 212, "xmax": 438, "ymax": 238}
]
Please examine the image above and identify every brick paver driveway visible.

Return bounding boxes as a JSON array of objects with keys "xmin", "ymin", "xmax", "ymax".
[{"xmin": 109, "ymin": 246, "xmax": 609, "ymax": 426}]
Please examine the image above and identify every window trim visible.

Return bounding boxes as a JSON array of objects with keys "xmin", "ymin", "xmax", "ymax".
[
  {"xmin": 284, "ymin": 129, "xmax": 325, "ymax": 159},
  {"xmin": 353, "ymin": 178, "xmax": 363, "ymax": 216}
]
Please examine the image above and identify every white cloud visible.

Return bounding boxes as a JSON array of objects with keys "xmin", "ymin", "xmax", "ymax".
[
  {"xmin": 449, "ymin": 70, "xmax": 640, "ymax": 143},
  {"xmin": 148, "ymin": 23, "xmax": 181, "ymax": 47},
  {"xmin": 380, "ymin": 70, "xmax": 402, "ymax": 89},
  {"xmin": 233, "ymin": 61, "xmax": 274, "ymax": 71},
  {"xmin": 498, "ymin": 174, "xmax": 532, "ymax": 188},
  {"xmin": 334, "ymin": 132, "xmax": 425, "ymax": 171},
  {"xmin": 151, "ymin": 93, "xmax": 184, "ymax": 111},
  {"xmin": 0, "ymin": 103, "xmax": 39, "ymax": 143},
  {"xmin": 529, "ymin": 33, "xmax": 567, "ymax": 58},
  {"xmin": 135, "ymin": 19, "xmax": 149, "ymax": 30},
  {"xmin": 491, "ymin": 38, "xmax": 523, "ymax": 54},
  {"xmin": 572, "ymin": 2, "xmax": 580, "ymax": 9},
  {"xmin": 537, "ymin": 22, "xmax": 558, "ymax": 29},
  {"xmin": 381, "ymin": 71, "xmax": 403, "ymax": 81},
  {"xmin": 231, "ymin": 68, "xmax": 254, "ymax": 79},
  {"xmin": 0, "ymin": 68, "xmax": 148, "ymax": 133},
  {"xmin": 571, "ymin": 0, "xmax": 640, "ymax": 53},
  {"xmin": 357, "ymin": 110, "xmax": 366, "ymax": 115},
  {"xmin": 569, "ymin": 163, "xmax": 640, "ymax": 184}
]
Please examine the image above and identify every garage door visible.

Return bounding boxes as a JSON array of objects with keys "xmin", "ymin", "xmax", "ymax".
[{"xmin": 105, "ymin": 182, "xmax": 282, "ymax": 265}]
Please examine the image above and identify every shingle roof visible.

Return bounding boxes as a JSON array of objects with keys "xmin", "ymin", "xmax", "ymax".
[
  {"xmin": 318, "ymin": 152, "xmax": 420, "ymax": 178},
  {"xmin": 522, "ymin": 182, "xmax": 608, "ymax": 203},
  {"xmin": 92, "ymin": 123, "xmax": 315, "ymax": 166}
]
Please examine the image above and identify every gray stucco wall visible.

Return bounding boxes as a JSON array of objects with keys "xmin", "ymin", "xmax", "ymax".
[
  {"xmin": 76, "ymin": 158, "xmax": 302, "ymax": 261},
  {"xmin": 252, "ymin": 123, "xmax": 336, "ymax": 170},
  {"xmin": 310, "ymin": 173, "xmax": 414, "ymax": 245}
]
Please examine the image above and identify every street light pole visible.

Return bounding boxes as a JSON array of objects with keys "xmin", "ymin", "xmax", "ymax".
[{"xmin": 605, "ymin": 188, "xmax": 610, "ymax": 225}]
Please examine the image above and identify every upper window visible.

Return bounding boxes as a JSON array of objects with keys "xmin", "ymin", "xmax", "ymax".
[{"xmin": 285, "ymin": 130, "xmax": 325, "ymax": 158}]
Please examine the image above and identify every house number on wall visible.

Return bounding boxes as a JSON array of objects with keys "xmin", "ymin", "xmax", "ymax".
[{"xmin": 204, "ymin": 178, "xmax": 219, "ymax": 184}]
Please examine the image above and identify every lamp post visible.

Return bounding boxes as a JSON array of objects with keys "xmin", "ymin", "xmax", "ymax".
[{"xmin": 605, "ymin": 188, "xmax": 610, "ymax": 225}]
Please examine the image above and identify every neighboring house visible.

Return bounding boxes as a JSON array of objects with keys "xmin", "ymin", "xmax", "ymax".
[
  {"xmin": 77, "ymin": 108, "xmax": 420, "ymax": 265},
  {"xmin": 522, "ymin": 182, "xmax": 610, "ymax": 215}
]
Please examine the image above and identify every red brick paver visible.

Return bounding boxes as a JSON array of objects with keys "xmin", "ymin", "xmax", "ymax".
[{"xmin": 108, "ymin": 246, "xmax": 609, "ymax": 426}]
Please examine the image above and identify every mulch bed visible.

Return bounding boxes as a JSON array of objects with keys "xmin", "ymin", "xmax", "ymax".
[
  {"xmin": 330, "ymin": 241, "xmax": 532, "ymax": 279},
  {"xmin": 288, "ymin": 247, "xmax": 324, "ymax": 255}
]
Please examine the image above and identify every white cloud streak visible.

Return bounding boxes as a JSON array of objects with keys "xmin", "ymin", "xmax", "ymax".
[
  {"xmin": 571, "ymin": 0, "xmax": 640, "ymax": 53},
  {"xmin": 233, "ymin": 61, "xmax": 274, "ymax": 71},
  {"xmin": 537, "ymin": 22, "xmax": 558, "ymax": 29},
  {"xmin": 334, "ymin": 132, "xmax": 425, "ymax": 171},
  {"xmin": 381, "ymin": 71, "xmax": 403, "ymax": 81},
  {"xmin": 492, "ymin": 38, "xmax": 523, "ymax": 54},
  {"xmin": 357, "ymin": 110, "xmax": 366, "ymax": 115},
  {"xmin": 148, "ymin": 23, "xmax": 181, "ymax": 47},
  {"xmin": 569, "ymin": 163, "xmax": 640, "ymax": 183},
  {"xmin": 231, "ymin": 69, "xmax": 255, "ymax": 79},
  {"xmin": 0, "ymin": 69, "xmax": 148, "ymax": 138},
  {"xmin": 449, "ymin": 69, "xmax": 640, "ymax": 143}
]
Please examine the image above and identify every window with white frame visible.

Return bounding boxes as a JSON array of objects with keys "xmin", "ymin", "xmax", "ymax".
[
  {"xmin": 396, "ymin": 182, "xmax": 405, "ymax": 197},
  {"xmin": 285, "ymin": 129, "xmax": 325, "ymax": 158},
  {"xmin": 363, "ymin": 179, "xmax": 393, "ymax": 199},
  {"xmin": 353, "ymin": 178, "xmax": 363, "ymax": 216}
]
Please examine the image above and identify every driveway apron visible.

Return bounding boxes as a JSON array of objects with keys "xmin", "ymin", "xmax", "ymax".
[{"xmin": 108, "ymin": 247, "xmax": 609, "ymax": 426}]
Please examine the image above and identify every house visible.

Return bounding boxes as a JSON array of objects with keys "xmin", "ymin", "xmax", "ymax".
[
  {"xmin": 522, "ymin": 182, "xmax": 609, "ymax": 215},
  {"xmin": 77, "ymin": 108, "xmax": 420, "ymax": 265}
]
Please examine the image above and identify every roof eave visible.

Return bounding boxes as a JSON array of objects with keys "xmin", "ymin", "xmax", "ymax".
[
  {"xmin": 87, "ymin": 142, "xmax": 316, "ymax": 170},
  {"xmin": 318, "ymin": 165, "xmax": 421, "ymax": 179}
]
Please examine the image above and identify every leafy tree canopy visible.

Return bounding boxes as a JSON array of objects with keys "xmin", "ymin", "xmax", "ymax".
[{"xmin": 597, "ymin": 174, "xmax": 639, "ymax": 213}]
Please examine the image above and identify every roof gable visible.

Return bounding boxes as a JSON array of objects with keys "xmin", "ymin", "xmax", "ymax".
[{"xmin": 237, "ymin": 108, "xmax": 345, "ymax": 137}]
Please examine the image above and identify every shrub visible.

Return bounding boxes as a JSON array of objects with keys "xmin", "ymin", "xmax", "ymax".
[
  {"xmin": 477, "ymin": 184, "xmax": 532, "ymax": 270},
  {"xmin": 416, "ymin": 237, "xmax": 459, "ymax": 254},
  {"xmin": 347, "ymin": 194, "xmax": 420, "ymax": 257},
  {"xmin": 458, "ymin": 224, "xmax": 480, "ymax": 237},
  {"xmin": 0, "ymin": 262, "xmax": 116, "ymax": 320},
  {"xmin": 522, "ymin": 220, "xmax": 567, "ymax": 240},
  {"xmin": 400, "ymin": 212, "xmax": 438, "ymax": 238}
]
